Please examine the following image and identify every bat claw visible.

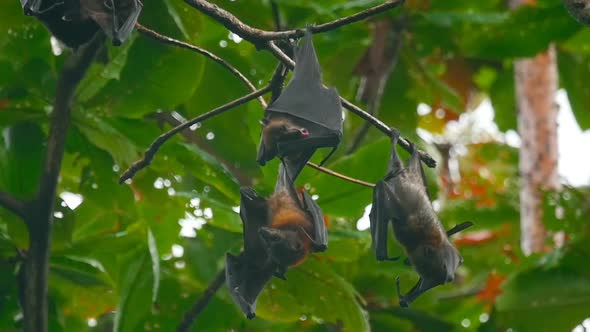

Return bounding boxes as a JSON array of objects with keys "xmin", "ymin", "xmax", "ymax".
[
  {"xmin": 389, "ymin": 127, "xmax": 400, "ymax": 139},
  {"xmin": 246, "ymin": 312, "xmax": 256, "ymax": 320},
  {"xmin": 312, "ymin": 243, "xmax": 327, "ymax": 252},
  {"xmin": 395, "ymin": 276, "xmax": 409, "ymax": 308},
  {"xmin": 376, "ymin": 254, "xmax": 399, "ymax": 262}
]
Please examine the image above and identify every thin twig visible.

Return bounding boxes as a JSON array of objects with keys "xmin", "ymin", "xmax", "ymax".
[
  {"xmin": 23, "ymin": 33, "xmax": 105, "ymax": 332},
  {"xmin": 135, "ymin": 23, "xmax": 267, "ymax": 108},
  {"xmin": 119, "ymin": 86, "xmax": 272, "ymax": 183},
  {"xmin": 0, "ymin": 191, "xmax": 26, "ymax": 219},
  {"xmin": 177, "ymin": 268, "xmax": 226, "ymax": 332},
  {"xmin": 306, "ymin": 162, "xmax": 374, "ymax": 188},
  {"xmin": 266, "ymin": 42, "xmax": 437, "ymax": 168},
  {"xmin": 184, "ymin": 0, "xmax": 404, "ymax": 44}
]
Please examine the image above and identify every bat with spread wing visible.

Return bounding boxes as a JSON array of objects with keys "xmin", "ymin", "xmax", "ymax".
[
  {"xmin": 226, "ymin": 160, "xmax": 327, "ymax": 318},
  {"xmin": 20, "ymin": 0, "xmax": 142, "ymax": 48},
  {"xmin": 257, "ymin": 29, "xmax": 343, "ymax": 174},
  {"xmin": 369, "ymin": 128, "xmax": 473, "ymax": 307}
]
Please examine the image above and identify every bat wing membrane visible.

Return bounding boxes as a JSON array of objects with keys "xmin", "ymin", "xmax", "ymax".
[{"xmin": 301, "ymin": 191, "xmax": 327, "ymax": 252}]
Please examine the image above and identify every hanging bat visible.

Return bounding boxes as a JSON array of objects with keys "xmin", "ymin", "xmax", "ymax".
[
  {"xmin": 369, "ymin": 128, "xmax": 473, "ymax": 307},
  {"xmin": 257, "ymin": 28, "xmax": 343, "ymax": 169},
  {"xmin": 226, "ymin": 161, "xmax": 327, "ymax": 318},
  {"xmin": 20, "ymin": 0, "xmax": 142, "ymax": 47}
]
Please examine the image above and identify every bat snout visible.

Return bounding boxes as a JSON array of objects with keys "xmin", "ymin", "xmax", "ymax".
[
  {"xmin": 445, "ymin": 273, "xmax": 455, "ymax": 283},
  {"xmin": 299, "ymin": 128, "xmax": 310, "ymax": 137},
  {"xmin": 258, "ymin": 227, "xmax": 282, "ymax": 243}
]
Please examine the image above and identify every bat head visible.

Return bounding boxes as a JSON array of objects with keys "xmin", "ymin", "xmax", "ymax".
[
  {"xmin": 399, "ymin": 241, "xmax": 463, "ymax": 307},
  {"xmin": 258, "ymin": 227, "xmax": 310, "ymax": 267},
  {"xmin": 411, "ymin": 241, "xmax": 463, "ymax": 285},
  {"xmin": 263, "ymin": 118, "xmax": 309, "ymax": 141}
]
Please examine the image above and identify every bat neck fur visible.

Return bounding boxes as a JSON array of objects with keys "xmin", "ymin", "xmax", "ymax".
[{"xmin": 268, "ymin": 191, "xmax": 312, "ymax": 231}]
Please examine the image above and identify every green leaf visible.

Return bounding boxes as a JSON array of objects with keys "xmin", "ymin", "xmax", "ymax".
[
  {"xmin": 147, "ymin": 229, "xmax": 161, "ymax": 303},
  {"xmin": 50, "ymin": 255, "xmax": 110, "ymax": 287},
  {"xmin": 114, "ymin": 247, "xmax": 155, "ymax": 332},
  {"xmin": 0, "ymin": 122, "xmax": 44, "ymax": 200},
  {"xmin": 489, "ymin": 65, "xmax": 517, "ymax": 132},
  {"xmin": 257, "ymin": 258, "xmax": 370, "ymax": 331},
  {"xmin": 559, "ymin": 52, "xmax": 590, "ymax": 130},
  {"xmin": 72, "ymin": 112, "xmax": 139, "ymax": 167},
  {"xmin": 495, "ymin": 246, "xmax": 590, "ymax": 331}
]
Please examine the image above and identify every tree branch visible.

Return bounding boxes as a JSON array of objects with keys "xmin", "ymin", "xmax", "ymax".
[
  {"xmin": 0, "ymin": 191, "xmax": 26, "ymax": 219},
  {"xmin": 119, "ymin": 86, "xmax": 272, "ymax": 183},
  {"xmin": 135, "ymin": 23, "xmax": 267, "ymax": 108},
  {"xmin": 24, "ymin": 33, "xmax": 105, "ymax": 332},
  {"xmin": 184, "ymin": 0, "xmax": 404, "ymax": 44},
  {"xmin": 306, "ymin": 162, "xmax": 374, "ymax": 188},
  {"xmin": 177, "ymin": 268, "xmax": 226, "ymax": 332},
  {"xmin": 265, "ymin": 42, "xmax": 437, "ymax": 168}
]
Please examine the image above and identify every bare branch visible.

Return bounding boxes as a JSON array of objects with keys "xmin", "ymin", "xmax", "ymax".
[
  {"xmin": 136, "ymin": 23, "xmax": 267, "ymax": 108},
  {"xmin": 24, "ymin": 33, "xmax": 105, "ymax": 332},
  {"xmin": 0, "ymin": 191, "xmax": 26, "ymax": 219},
  {"xmin": 306, "ymin": 162, "xmax": 374, "ymax": 188},
  {"xmin": 184, "ymin": 0, "xmax": 404, "ymax": 43},
  {"xmin": 266, "ymin": 42, "xmax": 437, "ymax": 168},
  {"xmin": 177, "ymin": 268, "xmax": 226, "ymax": 332},
  {"xmin": 119, "ymin": 86, "xmax": 272, "ymax": 183}
]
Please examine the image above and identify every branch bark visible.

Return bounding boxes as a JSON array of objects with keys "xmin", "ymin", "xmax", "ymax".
[
  {"xmin": 23, "ymin": 34, "xmax": 104, "ymax": 332},
  {"xmin": 0, "ymin": 191, "xmax": 26, "ymax": 219},
  {"xmin": 183, "ymin": 0, "xmax": 404, "ymax": 44}
]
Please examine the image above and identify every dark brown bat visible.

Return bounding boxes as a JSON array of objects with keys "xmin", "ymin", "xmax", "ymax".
[
  {"xmin": 257, "ymin": 28, "xmax": 343, "ymax": 169},
  {"xmin": 369, "ymin": 128, "xmax": 473, "ymax": 307},
  {"xmin": 20, "ymin": 0, "xmax": 142, "ymax": 47},
  {"xmin": 226, "ymin": 160, "xmax": 327, "ymax": 318}
]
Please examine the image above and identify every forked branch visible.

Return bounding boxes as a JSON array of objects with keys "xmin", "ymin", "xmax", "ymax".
[{"xmin": 184, "ymin": 0, "xmax": 404, "ymax": 44}]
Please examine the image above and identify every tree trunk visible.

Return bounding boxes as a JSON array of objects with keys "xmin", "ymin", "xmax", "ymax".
[{"xmin": 512, "ymin": 43, "xmax": 560, "ymax": 255}]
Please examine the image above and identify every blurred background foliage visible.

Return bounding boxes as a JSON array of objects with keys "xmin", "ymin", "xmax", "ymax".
[{"xmin": 1, "ymin": 0, "xmax": 590, "ymax": 331}]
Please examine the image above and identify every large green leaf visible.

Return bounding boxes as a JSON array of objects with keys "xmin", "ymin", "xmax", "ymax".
[
  {"xmin": 257, "ymin": 258, "xmax": 370, "ymax": 331},
  {"xmin": 495, "ymin": 242, "xmax": 590, "ymax": 331},
  {"xmin": 0, "ymin": 122, "xmax": 44, "ymax": 200}
]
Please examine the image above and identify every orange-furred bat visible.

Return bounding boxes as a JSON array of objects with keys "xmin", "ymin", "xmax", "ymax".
[
  {"xmin": 369, "ymin": 128, "xmax": 473, "ymax": 307},
  {"xmin": 257, "ymin": 114, "xmax": 310, "ymax": 166},
  {"xmin": 257, "ymin": 28, "xmax": 342, "ymax": 169},
  {"xmin": 226, "ymin": 160, "xmax": 327, "ymax": 318}
]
